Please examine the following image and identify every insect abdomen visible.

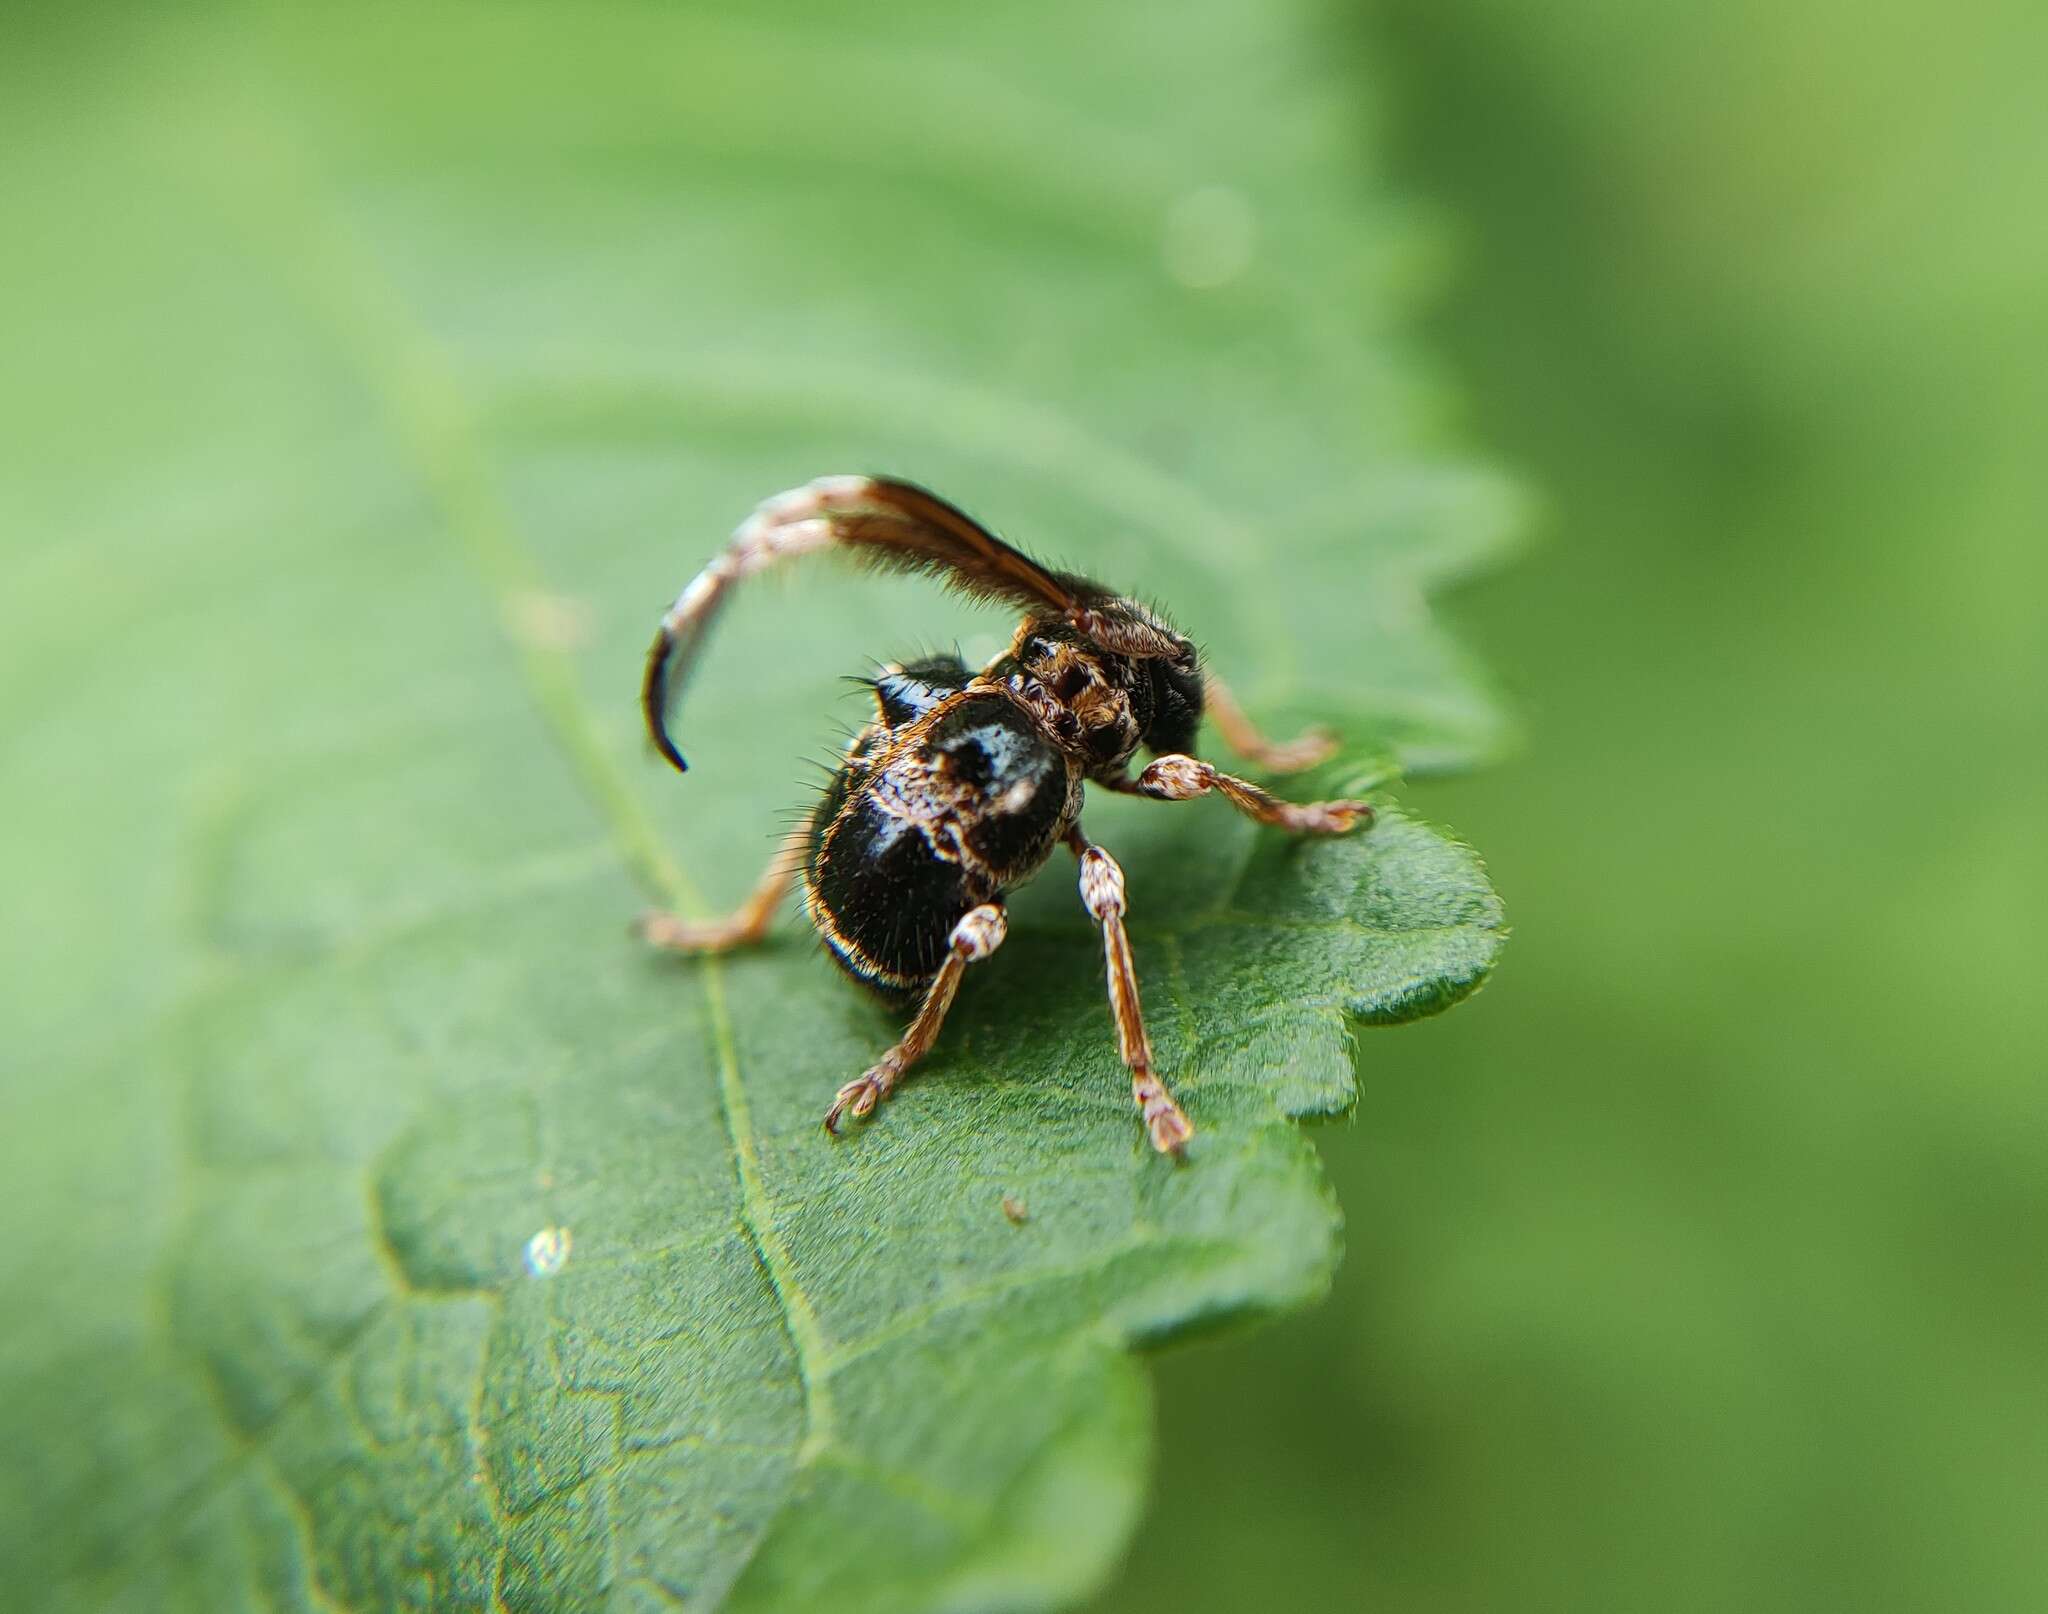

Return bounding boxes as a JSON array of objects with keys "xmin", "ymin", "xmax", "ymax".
[
  {"xmin": 806, "ymin": 776, "xmax": 981, "ymax": 996},
  {"xmin": 804, "ymin": 686, "xmax": 1077, "ymax": 997}
]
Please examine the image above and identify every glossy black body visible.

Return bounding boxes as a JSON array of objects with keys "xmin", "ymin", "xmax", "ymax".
[
  {"xmin": 811, "ymin": 625, "xmax": 1214, "ymax": 1003},
  {"xmin": 805, "ymin": 651, "xmax": 1085, "ymax": 997}
]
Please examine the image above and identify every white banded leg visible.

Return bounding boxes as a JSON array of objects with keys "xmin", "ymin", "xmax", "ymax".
[
  {"xmin": 824, "ymin": 903, "xmax": 1008, "ymax": 1135},
  {"xmin": 1069, "ymin": 831, "xmax": 1192, "ymax": 1156},
  {"xmin": 1116, "ymin": 754, "xmax": 1372, "ymax": 836}
]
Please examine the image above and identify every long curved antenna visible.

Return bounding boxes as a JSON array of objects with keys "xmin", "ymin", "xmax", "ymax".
[{"xmin": 642, "ymin": 476, "xmax": 1184, "ymax": 773}]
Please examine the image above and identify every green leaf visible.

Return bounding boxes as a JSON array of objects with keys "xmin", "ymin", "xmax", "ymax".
[{"xmin": 0, "ymin": 2, "xmax": 1514, "ymax": 1610}]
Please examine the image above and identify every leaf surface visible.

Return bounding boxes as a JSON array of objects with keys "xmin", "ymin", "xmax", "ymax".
[{"xmin": 0, "ymin": 3, "xmax": 1513, "ymax": 1609}]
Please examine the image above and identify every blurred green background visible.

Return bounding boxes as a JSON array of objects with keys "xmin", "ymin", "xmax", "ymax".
[
  {"xmin": 1099, "ymin": 1, "xmax": 2048, "ymax": 1611},
  {"xmin": 7, "ymin": 0, "xmax": 2045, "ymax": 1609}
]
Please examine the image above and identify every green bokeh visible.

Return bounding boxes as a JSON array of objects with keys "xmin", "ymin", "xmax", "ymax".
[
  {"xmin": 1099, "ymin": 2, "xmax": 2048, "ymax": 1610},
  {"xmin": 3, "ymin": 3, "xmax": 1501, "ymax": 1608}
]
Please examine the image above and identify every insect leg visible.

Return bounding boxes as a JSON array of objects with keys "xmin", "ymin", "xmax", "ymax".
[
  {"xmin": 1066, "ymin": 828, "xmax": 1193, "ymax": 1156},
  {"xmin": 824, "ymin": 902, "xmax": 1008, "ymax": 1135},
  {"xmin": 1107, "ymin": 755, "xmax": 1373, "ymax": 836},
  {"xmin": 637, "ymin": 827, "xmax": 806, "ymax": 954},
  {"xmin": 1200, "ymin": 671, "xmax": 1336, "ymax": 773}
]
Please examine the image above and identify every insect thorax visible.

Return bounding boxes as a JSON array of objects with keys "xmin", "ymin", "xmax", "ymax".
[{"xmin": 990, "ymin": 615, "xmax": 1203, "ymax": 774}]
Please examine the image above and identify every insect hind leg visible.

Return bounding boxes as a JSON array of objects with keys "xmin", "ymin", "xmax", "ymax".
[
  {"xmin": 824, "ymin": 902, "xmax": 1008, "ymax": 1135},
  {"xmin": 637, "ymin": 827, "xmax": 806, "ymax": 955}
]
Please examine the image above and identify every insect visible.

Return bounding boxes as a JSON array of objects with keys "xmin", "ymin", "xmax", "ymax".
[{"xmin": 639, "ymin": 476, "xmax": 1373, "ymax": 1155}]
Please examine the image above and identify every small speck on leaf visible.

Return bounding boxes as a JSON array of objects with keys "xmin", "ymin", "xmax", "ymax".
[{"xmin": 1001, "ymin": 1195, "xmax": 1029, "ymax": 1225}]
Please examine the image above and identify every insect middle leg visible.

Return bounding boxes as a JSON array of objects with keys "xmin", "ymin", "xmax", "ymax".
[
  {"xmin": 638, "ymin": 827, "xmax": 806, "ymax": 954},
  {"xmin": 1066, "ymin": 827, "xmax": 1193, "ymax": 1156},
  {"xmin": 824, "ymin": 902, "xmax": 1008, "ymax": 1135},
  {"xmin": 1109, "ymin": 755, "xmax": 1373, "ymax": 836}
]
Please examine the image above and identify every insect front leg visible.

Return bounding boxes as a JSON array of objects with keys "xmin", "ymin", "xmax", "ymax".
[
  {"xmin": 1110, "ymin": 755, "xmax": 1373, "ymax": 836},
  {"xmin": 1066, "ymin": 829, "xmax": 1193, "ymax": 1156},
  {"xmin": 1200, "ymin": 671, "xmax": 1336, "ymax": 773},
  {"xmin": 638, "ymin": 827, "xmax": 805, "ymax": 954},
  {"xmin": 824, "ymin": 902, "xmax": 1008, "ymax": 1136}
]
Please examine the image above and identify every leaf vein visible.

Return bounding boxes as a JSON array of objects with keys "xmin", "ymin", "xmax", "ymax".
[{"xmin": 256, "ymin": 143, "xmax": 846, "ymax": 1493}]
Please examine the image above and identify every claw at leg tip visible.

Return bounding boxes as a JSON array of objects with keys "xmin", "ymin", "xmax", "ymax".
[{"xmin": 1151, "ymin": 1118, "xmax": 1194, "ymax": 1158}]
